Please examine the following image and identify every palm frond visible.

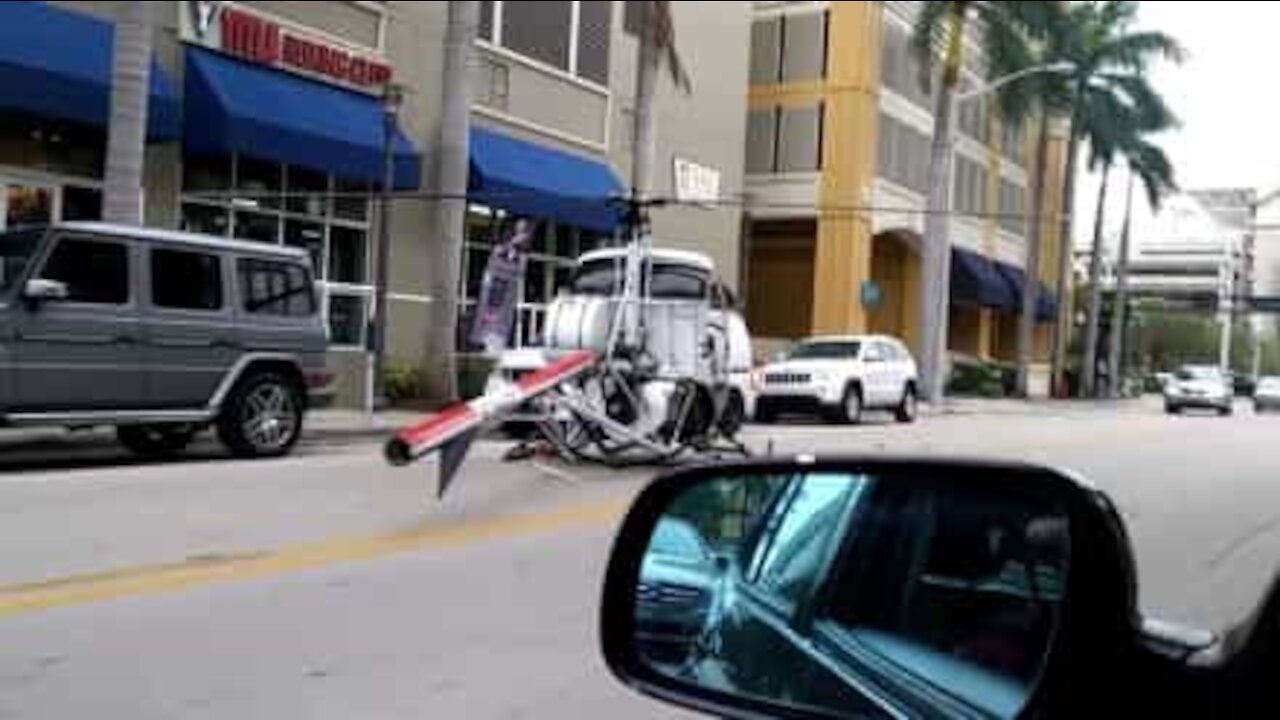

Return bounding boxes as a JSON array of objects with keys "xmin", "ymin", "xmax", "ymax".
[
  {"xmin": 651, "ymin": 1, "xmax": 691, "ymax": 93},
  {"xmin": 1126, "ymin": 137, "xmax": 1176, "ymax": 210},
  {"xmin": 1098, "ymin": 30, "xmax": 1187, "ymax": 72},
  {"xmin": 1098, "ymin": 72, "xmax": 1179, "ymax": 132},
  {"xmin": 910, "ymin": 0, "xmax": 952, "ymax": 93}
]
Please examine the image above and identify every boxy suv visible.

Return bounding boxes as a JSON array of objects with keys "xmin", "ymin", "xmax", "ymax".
[{"xmin": 0, "ymin": 222, "xmax": 331, "ymax": 458}]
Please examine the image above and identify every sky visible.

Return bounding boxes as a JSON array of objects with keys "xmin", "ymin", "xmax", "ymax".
[{"xmin": 1074, "ymin": 1, "xmax": 1280, "ymax": 250}]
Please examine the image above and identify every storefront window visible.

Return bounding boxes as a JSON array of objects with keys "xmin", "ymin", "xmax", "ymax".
[
  {"xmin": 184, "ymin": 154, "xmax": 232, "ymax": 192},
  {"xmin": 62, "ymin": 186, "xmax": 102, "ymax": 222},
  {"xmin": 234, "ymin": 210, "xmax": 280, "ymax": 244},
  {"xmin": 236, "ymin": 157, "xmax": 282, "ymax": 209},
  {"xmin": 327, "ymin": 293, "xmax": 368, "ymax": 347},
  {"xmin": 284, "ymin": 218, "xmax": 324, "ymax": 272},
  {"xmin": 458, "ymin": 206, "xmax": 605, "ymax": 351},
  {"xmin": 181, "ymin": 203, "xmax": 229, "ymax": 236},
  {"xmin": 181, "ymin": 154, "xmax": 373, "ymax": 347}
]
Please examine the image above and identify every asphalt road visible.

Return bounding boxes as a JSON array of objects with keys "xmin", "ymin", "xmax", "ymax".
[{"xmin": 0, "ymin": 399, "xmax": 1278, "ymax": 718}]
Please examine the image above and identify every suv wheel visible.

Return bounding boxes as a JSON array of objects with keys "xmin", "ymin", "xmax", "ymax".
[
  {"xmin": 217, "ymin": 372, "xmax": 304, "ymax": 458},
  {"xmin": 894, "ymin": 384, "xmax": 917, "ymax": 424},
  {"xmin": 117, "ymin": 424, "xmax": 197, "ymax": 457},
  {"xmin": 838, "ymin": 385, "xmax": 863, "ymax": 425}
]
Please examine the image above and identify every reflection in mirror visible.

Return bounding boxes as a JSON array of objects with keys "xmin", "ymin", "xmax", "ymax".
[{"xmin": 633, "ymin": 469, "xmax": 1070, "ymax": 719}]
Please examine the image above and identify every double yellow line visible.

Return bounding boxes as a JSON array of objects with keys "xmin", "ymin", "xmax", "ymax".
[{"xmin": 0, "ymin": 498, "xmax": 629, "ymax": 618}]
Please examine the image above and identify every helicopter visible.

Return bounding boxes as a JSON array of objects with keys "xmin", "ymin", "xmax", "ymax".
[{"xmin": 384, "ymin": 198, "xmax": 757, "ymax": 497}]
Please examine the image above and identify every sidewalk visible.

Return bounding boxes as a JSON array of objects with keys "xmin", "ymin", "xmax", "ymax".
[
  {"xmin": 305, "ymin": 408, "xmax": 430, "ymax": 442},
  {"xmin": 931, "ymin": 395, "xmax": 1151, "ymax": 417}
]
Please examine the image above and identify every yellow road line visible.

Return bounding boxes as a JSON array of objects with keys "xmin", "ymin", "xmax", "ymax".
[{"xmin": 0, "ymin": 498, "xmax": 630, "ymax": 618}]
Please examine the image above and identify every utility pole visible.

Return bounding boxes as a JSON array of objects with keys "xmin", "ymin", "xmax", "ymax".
[{"xmin": 369, "ymin": 83, "xmax": 404, "ymax": 412}]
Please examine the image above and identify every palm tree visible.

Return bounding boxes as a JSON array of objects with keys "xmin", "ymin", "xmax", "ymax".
[
  {"xmin": 102, "ymin": 1, "xmax": 153, "ymax": 224},
  {"xmin": 423, "ymin": 0, "xmax": 480, "ymax": 404},
  {"xmin": 1106, "ymin": 136, "xmax": 1176, "ymax": 397},
  {"xmin": 630, "ymin": 0, "xmax": 691, "ymax": 197},
  {"xmin": 1079, "ymin": 74, "xmax": 1179, "ymax": 397},
  {"xmin": 910, "ymin": 1, "xmax": 1055, "ymax": 405},
  {"xmin": 1042, "ymin": 0, "xmax": 1183, "ymax": 396}
]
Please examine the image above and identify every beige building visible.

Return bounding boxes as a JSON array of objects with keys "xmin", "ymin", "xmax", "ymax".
[{"xmin": 0, "ymin": 1, "xmax": 751, "ymax": 406}]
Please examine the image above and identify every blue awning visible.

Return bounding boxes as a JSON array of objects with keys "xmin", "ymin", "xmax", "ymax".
[
  {"xmin": 951, "ymin": 248, "xmax": 1015, "ymax": 309},
  {"xmin": 0, "ymin": 1, "xmax": 180, "ymax": 141},
  {"xmin": 184, "ymin": 48, "xmax": 420, "ymax": 189},
  {"xmin": 469, "ymin": 127, "xmax": 623, "ymax": 234},
  {"xmin": 993, "ymin": 262, "xmax": 1058, "ymax": 322}
]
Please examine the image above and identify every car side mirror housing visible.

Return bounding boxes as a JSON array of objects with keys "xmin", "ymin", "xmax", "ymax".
[
  {"xmin": 600, "ymin": 458, "xmax": 1141, "ymax": 719},
  {"xmin": 22, "ymin": 278, "xmax": 68, "ymax": 307}
]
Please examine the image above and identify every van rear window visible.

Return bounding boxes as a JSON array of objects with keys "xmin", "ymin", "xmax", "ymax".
[{"xmin": 237, "ymin": 257, "xmax": 316, "ymax": 317}]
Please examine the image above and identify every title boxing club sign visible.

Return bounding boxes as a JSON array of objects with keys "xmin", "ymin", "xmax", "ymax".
[{"xmin": 183, "ymin": 1, "xmax": 392, "ymax": 91}]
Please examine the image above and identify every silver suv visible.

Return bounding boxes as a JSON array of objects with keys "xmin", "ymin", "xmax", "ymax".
[{"xmin": 0, "ymin": 222, "xmax": 331, "ymax": 458}]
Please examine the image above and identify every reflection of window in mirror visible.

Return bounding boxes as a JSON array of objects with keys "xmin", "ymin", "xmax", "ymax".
[
  {"xmin": 816, "ymin": 483, "xmax": 1069, "ymax": 718},
  {"xmin": 745, "ymin": 473, "xmax": 867, "ymax": 610}
]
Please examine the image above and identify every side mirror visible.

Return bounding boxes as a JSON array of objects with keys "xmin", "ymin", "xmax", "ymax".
[
  {"xmin": 22, "ymin": 278, "xmax": 68, "ymax": 307},
  {"xmin": 772, "ymin": 352, "xmax": 788, "ymax": 363},
  {"xmin": 601, "ymin": 459, "xmax": 1140, "ymax": 719}
]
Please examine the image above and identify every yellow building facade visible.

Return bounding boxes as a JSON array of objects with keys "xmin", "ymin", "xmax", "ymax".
[{"xmin": 741, "ymin": 1, "xmax": 1068, "ymax": 394}]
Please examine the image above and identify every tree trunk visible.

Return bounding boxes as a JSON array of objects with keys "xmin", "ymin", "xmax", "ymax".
[
  {"xmin": 423, "ymin": 0, "xmax": 479, "ymax": 404},
  {"xmin": 1049, "ymin": 128, "xmax": 1081, "ymax": 397},
  {"xmin": 1080, "ymin": 163, "xmax": 1112, "ymax": 397},
  {"xmin": 1106, "ymin": 171, "xmax": 1136, "ymax": 398},
  {"xmin": 103, "ymin": 1, "xmax": 153, "ymax": 225},
  {"xmin": 918, "ymin": 3, "xmax": 966, "ymax": 406},
  {"xmin": 1015, "ymin": 111, "xmax": 1052, "ymax": 397}
]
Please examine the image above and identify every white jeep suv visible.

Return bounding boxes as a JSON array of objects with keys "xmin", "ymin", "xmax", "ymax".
[{"xmin": 753, "ymin": 335, "xmax": 918, "ymax": 424}]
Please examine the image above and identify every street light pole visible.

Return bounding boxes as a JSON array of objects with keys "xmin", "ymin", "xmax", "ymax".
[
  {"xmin": 920, "ymin": 61, "xmax": 1075, "ymax": 406},
  {"xmin": 370, "ymin": 83, "xmax": 404, "ymax": 412}
]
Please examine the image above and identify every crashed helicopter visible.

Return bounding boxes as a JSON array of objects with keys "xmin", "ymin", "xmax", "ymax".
[{"xmin": 384, "ymin": 200, "xmax": 756, "ymax": 497}]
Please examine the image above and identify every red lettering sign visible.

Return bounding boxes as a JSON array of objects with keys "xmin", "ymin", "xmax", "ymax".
[{"xmin": 210, "ymin": 5, "xmax": 391, "ymax": 90}]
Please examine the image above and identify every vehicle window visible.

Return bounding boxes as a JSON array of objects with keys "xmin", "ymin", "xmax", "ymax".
[
  {"xmin": 649, "ymin": 518, "xmax": 711, "ymax": 561},
  {"xmin": 820, "ymin": 483, "xmax": 1069, "ymax": 716},
  {"xmin": 1176, "ymin": 367, "xmax": 1218, "ymax": 381},
  {"xmin": 650, "ymin": 263, "xmax": 709, "ymax": 299},
  {"xmin": 39, "ymin": 236, "xmax": 129, "ymax": 304},
  {"xmin": 151, "ymin": 248, "xmax": 223, "ymax": 311},
  {"xmin": 790, "ymin": 341, "xmax": 861, "ymax": 360},
  {"xmin": 863, "ymin": 343, "xmax": 887, "ymax": 362},
  {"xmin": 0, "ymin": 227, "xmax": 43, "ymax": 295},
  {"xmin": 747, "ymin": 473, "xmax": 866, "ymax": 609},
  {"xmin": 570, "ymin": 258, "xmax": 622, "ymax": 295},
  {"xmin": 237, "ymin": 258, "xmax": 316, "ymax": 316}
]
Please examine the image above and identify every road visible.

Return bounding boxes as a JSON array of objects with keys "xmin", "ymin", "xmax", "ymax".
[{"xmin": 1, "ymin": 399, "xmax": 1278, "ymax": 718}]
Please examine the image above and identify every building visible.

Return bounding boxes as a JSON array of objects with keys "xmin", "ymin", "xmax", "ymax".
[
  {"xmin": 740, "ymin": 0, "xmax": 1069, "ymax": 395},
  {"xmin": 1100, "ymin": 191, "xmax": 1250, "ymax": 311},
  {"xmin": 0, "ymin": 1, "xmax": 750, "ymax": 406}
]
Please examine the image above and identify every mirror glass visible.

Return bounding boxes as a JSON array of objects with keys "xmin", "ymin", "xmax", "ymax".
[{"xmin": 632, "ymin": 468, "xmax": 1070, "ymax": 719}]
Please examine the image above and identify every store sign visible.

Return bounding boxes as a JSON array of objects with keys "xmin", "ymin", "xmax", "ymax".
[
  {"xmin": 673, "ymin": 158, "xmax": 721, "ymax": 206},
  {"xmin": 182, "ymin": 1, "xmax": 392, "ymax": 91}
]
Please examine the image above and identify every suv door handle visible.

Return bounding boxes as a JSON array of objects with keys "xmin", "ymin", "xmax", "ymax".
[{"xmin": 114, "ymin": 334, "xmax": 137, "ymax": 345}]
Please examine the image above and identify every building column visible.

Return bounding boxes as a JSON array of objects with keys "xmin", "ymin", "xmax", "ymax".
[
  {"xmin": 978, "ymin": 308, "xmax": 994, "ymax": 361},
  {"xmin": 810, "ymin": 1, "xmax": 881, "ymax": 335}
]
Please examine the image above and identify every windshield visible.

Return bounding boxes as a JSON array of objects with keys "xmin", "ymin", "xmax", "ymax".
[
  {"xmin": 790, "ymin": 341, "xmax": 862, "ymax": 360},
  {"xmin": 569, "ymin": 259, "xmax": 710, "ymax": 299},
  {"xmin": 0, "ymin": 227, "xmax": 43, "ymax": 295},
  {"xmin": 1176, "ymin": 367, "xmax": 1220, "ymax": 382}
]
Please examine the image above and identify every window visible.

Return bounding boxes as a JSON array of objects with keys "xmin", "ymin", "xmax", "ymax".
[
  {"xmin": 821, "ymin": 484, "xmax": 1069, "ymax": 714},
  {"xmin": 877, "ymin": 113, "xmax": 931, "ymax": 194},
  {"xmin": 40, "ymin": 237, "xmax": 128, "ymax": 304},
  {"xmin": 749, "ymin": 12, "xmax": 828, "ymax": 84},
  {"xmin": 777, "ymin": 104, "xmax": 824, "ymax": 172},
  {"xmin": 1002, "ymin": 121, "xmax": 1027, "ymax": 167},
  {"xmin": 745, "ymin": 109, "xmax": 779, "ymax": 174},
  {"xmin": 748, "ymin": 474, "xmax": 864, "ymax": 610},
  {"xmin": 182, "ymin": 156, "xmax": 373, "ymax": 346},
  {"xmin": 999, "ymin": 178, "xmax": 1026, "ymax": 236},
  {"xmin": 781, "ymin": 11, "xmax": 828, "ymax": 82},
  {"xmin": 152, "ymin": 248, "xmax": 223, "ymax": 311},
  {"xmin": 880, "ymin": 22, "xmax": 932, "ymax": 108},
  {"xmin": 957, "ymin": 79, "xmax": 987, "ymax": 141},
  {"xmin": 0, "ymin": 228, "xmax": 43, "ymax": 295},
  {"xmin": 791, "ymin": 341, "xmax": 862, "ymax": 360},
  {"xmin": 479, "ymin": 1, "xmax": 612, "ymax": 84},
  {"xmin": 863, "ymin": 343, "xmax": 887, "ymax": 363},
  {"xmin": 953, "ymin": 155, "xmax": 989, "ymax": 218},
  {"xmin": 237, "ymin": 258, "xmax": 316, "ymax": 316}
]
